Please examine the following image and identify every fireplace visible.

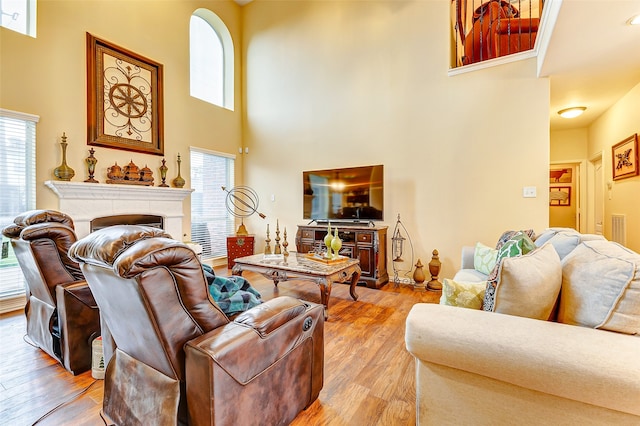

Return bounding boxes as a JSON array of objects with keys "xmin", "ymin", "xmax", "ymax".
[{"xmin": 45, "ymin": 181, "xmax": 194, "ymax": 239}]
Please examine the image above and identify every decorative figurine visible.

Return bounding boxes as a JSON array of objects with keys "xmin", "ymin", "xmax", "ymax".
[
  {"xmin": 324, "ymin": 223, "xmax": 333, "ymax": 259},
  {"xmin": 172, "ymin": 153, "xmax": 186, "ymax": 188},
  {"xmin": 84, "ymin": 148, "xmax": 98, "ymax": 183},
  {"xmin": 331, "ymin": 227, "xmax": 342, "ymax": 259},
  {"xmin": 427, "ymin": 249, "xmax": 443, "ymax": 291},
  {"xmin": 53, "ymin": 132, "xmax": 75, "ymax": 181},
  {"xmin": 413, "ymin": 258, "xmax": 426, "ymax": 291},
  {"xmin": 159, "ymin": 158, "xmax": 169, "ymax": 187}
]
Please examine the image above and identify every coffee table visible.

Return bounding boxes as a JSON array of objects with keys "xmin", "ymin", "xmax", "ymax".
[{"xmin": 231, "ymin": 252, "xmax": 361, "ymax": 319}]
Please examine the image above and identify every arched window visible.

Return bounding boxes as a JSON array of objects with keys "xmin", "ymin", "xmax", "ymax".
[{"xmin": 190, "ymin": 9, "xmax": 234, "ymax": 110}]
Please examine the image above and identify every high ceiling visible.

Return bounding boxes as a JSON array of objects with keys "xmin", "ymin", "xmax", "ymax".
[
  {"xmin": 235, "ymin": 0, "xmax": 640, "ymax": 131},
  {"xmin": 540, "ymin": 0, "xmax": 640, "ymax": 131}
]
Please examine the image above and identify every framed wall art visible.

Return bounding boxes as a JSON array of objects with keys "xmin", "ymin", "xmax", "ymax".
[
  {"xmin": 549, "ymin": 186, "xmax": 571, "ymax": 207},
  {"xmin": 549, "ymin": 167, "xmax": 572, "ymax": 183},
  {"xmin": 86, "ymin": 33, "xmax": 164, "ymax": 155},
  {"xmin": 612, "ymin": 134, "xmax": 639, "ymax": 181}
]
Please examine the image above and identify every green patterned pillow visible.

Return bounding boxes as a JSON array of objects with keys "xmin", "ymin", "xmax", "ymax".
[
  {"xmin": 473, "ymin": 242, "xmax": 498, "ymax": 275},
  {"xmin": 497, "ymin": 231, "xmax": 536, "ymax": 261},
  {"xmin": 440, "ymin": 278, "xmax": 486, "ymax": 310}
]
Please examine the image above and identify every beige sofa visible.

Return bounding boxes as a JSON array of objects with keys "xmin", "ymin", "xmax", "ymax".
[{"xmin": 405, "ymin": 230, "xmax": 640, "ymax": 425}]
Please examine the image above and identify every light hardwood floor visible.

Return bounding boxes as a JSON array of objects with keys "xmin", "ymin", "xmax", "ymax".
[{"xmin": 0, "ymin": 268, "xmax": 440, "ymax": 426}]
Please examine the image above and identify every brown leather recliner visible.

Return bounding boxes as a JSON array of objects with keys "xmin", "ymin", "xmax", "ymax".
[
  {"xmin": 69, "ymin": 225, "xmax": 324, "ymax": 426},
  {"xmin": 2, "ymin": 210, "xmax": 101, "ymax": 374}
]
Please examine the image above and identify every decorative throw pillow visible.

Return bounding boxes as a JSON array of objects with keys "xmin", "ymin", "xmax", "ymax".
[
  {"xmin": 484, "ymin": 231, "xmax": 539, "ymax": 311},
  {"xmin": 485, "ymin": 243, "xmax": 562, "ymax": 320},
  {"xmin": 440, "ymin": 279, "xmax": 486, "ymax": 310},
  {"xmin": 473, "ymin": 242, "xmax": 498, "ymax": 275},
  {"xmin": 544, "ymin": 232, "xmax": 581, "ymax": 260},
  {"xmin": 495, "ymin": 229, "xmax": 535, "ymax": 250},
  {"xmin": 497, "ymin": 231, "xmax": 536, "ymax": 260},
  {"xmin": 558, "ymin": 240, "xmax": 640, "ymax": 334}
]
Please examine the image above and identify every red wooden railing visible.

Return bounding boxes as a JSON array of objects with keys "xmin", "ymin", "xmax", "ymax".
[{"xmin": 452, "ymin": 0, "xmax": 544, "ymax": 67}]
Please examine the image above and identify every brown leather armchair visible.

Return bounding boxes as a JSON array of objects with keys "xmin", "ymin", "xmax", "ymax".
[
  {"xmin": 2, "ymin": 210, "xmax": 101, "ymax": 374},
  {"xmin": 69, "ymin": 225, "xmax": 324, "ymax": 426}
]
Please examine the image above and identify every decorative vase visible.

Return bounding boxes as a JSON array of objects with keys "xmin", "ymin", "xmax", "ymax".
[
  {"xmin": 172, "ymin": 154, "xmax": 186, "ymax": 188},
  {"xmin": 413, "ymin": 258, "xmax": 426, "ymax": 291},
  {"xmin": 324, "ymin": 224, "xmax": 333, "ymax": 259},
  {"xmin": 84, "ymin": 148, "xmax": 98, "ymax": 183},
  {"xmin": 53, "ymin": 132, "xmax": 75, "ymax": 181},
  {"xmin": 159, "ymin": 158, "xmax": 169, "ymax": 187},
  {"xmin": 331, "ymin": 227, "xmax": 342, "ymax": 259}
]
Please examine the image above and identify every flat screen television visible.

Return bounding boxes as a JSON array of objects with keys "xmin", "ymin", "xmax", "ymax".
[{"xmin": 303, "ymin": 165, "xmax": 384, "ymax": 223}]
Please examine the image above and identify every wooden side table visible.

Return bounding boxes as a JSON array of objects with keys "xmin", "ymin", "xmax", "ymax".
[{"xmin": 226, "ymin": 236, "xmax": 255, "ymax": 268}]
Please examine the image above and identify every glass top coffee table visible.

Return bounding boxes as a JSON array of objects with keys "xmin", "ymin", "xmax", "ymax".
[{"xmin": 231, "ymin": 252, "xmax": 361, "ymax": 319}]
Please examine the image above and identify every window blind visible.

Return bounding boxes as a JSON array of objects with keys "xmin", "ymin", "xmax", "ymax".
[
  {"xmin": 190, "ymin": 147, "xmax": 235, "ymax": 259},
  {"xmin": 0, "ymin": 108, "xmax": 38, "ymax": 298}
]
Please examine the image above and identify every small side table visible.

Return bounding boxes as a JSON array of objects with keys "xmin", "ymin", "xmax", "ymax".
[{"xmin": 226, "ymin": 235, "xmax": 255, "ymax": 269}]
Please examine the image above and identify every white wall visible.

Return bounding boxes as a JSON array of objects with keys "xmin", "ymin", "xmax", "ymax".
[{"xmin": 241, "ymin": 1, "xmax": 550, "ymax": 277}]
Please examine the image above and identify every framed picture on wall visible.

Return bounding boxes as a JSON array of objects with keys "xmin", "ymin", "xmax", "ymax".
[
  {"xmin": 612, "ymin": 134, "xmax": 639, "ymax": 181},
  {"xmin": 549, "ymin": 167, "xmax": 572, "ymax": 183},
  {"xmin": 549, "ymin": 186, "xmax": 571, "ymax": 206},
  {"xmin": 86, "ymin": 33, "xmax": 164, "ymax": 155}
]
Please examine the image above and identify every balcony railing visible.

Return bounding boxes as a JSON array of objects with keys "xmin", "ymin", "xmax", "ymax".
[{"xmin": 451, "ymin": 0, "xmax": 545, "ymax": 68}]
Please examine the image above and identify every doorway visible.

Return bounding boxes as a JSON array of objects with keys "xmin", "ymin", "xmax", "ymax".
[
  {"xmin": 549, "ymin": 161, "xmax": 583, "ymax": 231},
  {"xmin": 588, "ymin": 153, "xmax": 605, "ymax": 235}
]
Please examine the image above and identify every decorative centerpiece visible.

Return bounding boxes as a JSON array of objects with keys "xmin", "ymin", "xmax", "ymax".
[{"xmin": 106, "ymin": 160, "xmax": 154, "ymax": 185}]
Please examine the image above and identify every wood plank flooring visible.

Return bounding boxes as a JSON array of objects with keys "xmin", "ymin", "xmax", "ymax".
[{"xmin": 0, "ymin": 268, "xmax": 440, "ymax": 425}]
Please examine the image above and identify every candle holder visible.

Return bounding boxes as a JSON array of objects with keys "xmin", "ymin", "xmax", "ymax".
[
  {"xmin": 391, "ymin": 214, "xmax": 415, "ymax": 287},
  {"xmin": 274, "ymin": 220, "xmax": 282, "ymax": 254},
  {"xmin": 84, "ymin": 148, "xmax": 98, "ymax": 183},
  {"xmin": 264, "ymin": 224, "xmax": 272, "ymax": 255},
  {"xmin": 282, "ymin": 227, "xmax": 289, "ymax": 257}
]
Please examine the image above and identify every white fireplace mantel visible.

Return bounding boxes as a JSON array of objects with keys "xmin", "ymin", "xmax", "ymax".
[{"xmin": 45, "ymin": 180, "xmax": 194, "ymax": 239}]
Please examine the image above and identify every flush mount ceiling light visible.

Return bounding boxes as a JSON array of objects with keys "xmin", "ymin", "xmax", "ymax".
[
  {"xmin": 627, "ymin": 14, "xmax": 640, "ymax": 25},
  {"xmin": 558, "ymin": 107, "xmax": 586, "ymax": 119}
]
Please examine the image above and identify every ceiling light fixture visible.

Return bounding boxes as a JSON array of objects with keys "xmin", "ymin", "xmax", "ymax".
[
  {"xmin": 628, "ymin": 14, "xmax": 640, "ymax": 25},
  {"xmin": 558, "ymin": 107, "xmax": 586, "ymax": 119}
]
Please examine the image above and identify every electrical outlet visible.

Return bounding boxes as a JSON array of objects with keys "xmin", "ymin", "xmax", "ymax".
[{"xmin": 523, "ymin": 186, "xmax": 537, "ymax": 198}]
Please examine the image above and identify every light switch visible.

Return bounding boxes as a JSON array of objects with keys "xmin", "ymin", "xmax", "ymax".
[{"xmin": 523, "ymin": 186, "xmax": 537, "ymax": 198}]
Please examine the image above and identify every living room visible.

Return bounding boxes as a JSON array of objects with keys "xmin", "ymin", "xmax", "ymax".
[{"xmin": 1, "ymin": 0, "xmax": 639, "ymax": 424}]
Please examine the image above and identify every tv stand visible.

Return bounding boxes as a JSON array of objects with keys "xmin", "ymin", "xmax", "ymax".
[{"xmin": 295, "ymin": 224, "xmax": 389, "ymax": 288}]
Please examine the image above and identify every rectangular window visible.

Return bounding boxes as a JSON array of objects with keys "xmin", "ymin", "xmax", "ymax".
[
  {"xmin": 0, "ymin": 108, "xmax": 38, "ymax": 302},
  {"xmin": 0, "ymin": 0, "xmax": 37, "ymax": 37},
  {"xmin": 190, "ymin": 147, "xmax": 235, "ymax": 260}
]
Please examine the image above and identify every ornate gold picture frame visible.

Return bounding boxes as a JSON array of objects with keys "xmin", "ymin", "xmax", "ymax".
[
  {"xmin": 86, "ymin": 33, "xmax": 164, "ymax": 155},
  {"xmin": 612, "ymin": 134, "xmax": 639, "ymax": 181}
]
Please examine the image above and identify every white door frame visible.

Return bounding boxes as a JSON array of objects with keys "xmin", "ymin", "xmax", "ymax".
[{"xmin": 587, "ymin": 151, "xmax": 605, "ymax": 235}]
